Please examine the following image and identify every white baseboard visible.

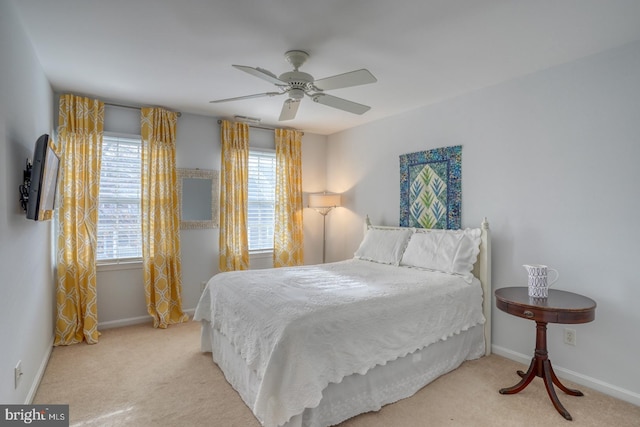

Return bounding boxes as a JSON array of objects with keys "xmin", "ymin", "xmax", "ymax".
[
  {"xmin": 98, "ymin": 308, "xmax": 196, "ymax": 330},
  {"xmin": 26, "ymin": 335, "xmax": 54, "ymax": 404},
  {"xmin": 98, "ymin": 315, "xmax": 152, "ymax": 330},
  {"xmin": 492, "ymin": 344, "xmax": 640, "ymax": 407}
]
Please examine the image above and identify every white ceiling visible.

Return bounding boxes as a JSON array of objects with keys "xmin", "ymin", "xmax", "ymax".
[{"xmin": 12, "ymin": 0, "xmax": 640, "ymax": 135}]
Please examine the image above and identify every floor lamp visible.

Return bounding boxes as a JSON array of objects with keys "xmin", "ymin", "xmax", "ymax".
[{"xmin": 308, "ymin": 192, "xmax": 341, "ymax": 263}]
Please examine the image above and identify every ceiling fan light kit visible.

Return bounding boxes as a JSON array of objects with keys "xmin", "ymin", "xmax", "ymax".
[{"xmin": 210, "ymin": 50, "xmax": 377, "ymax": 121}]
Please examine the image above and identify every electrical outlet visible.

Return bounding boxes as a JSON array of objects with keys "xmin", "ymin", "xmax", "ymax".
[
  {"xmin": 564, "ymin": 328, "xmax": 576, "ymax": 346},
  {"xmin": 14, "ymin": 360, "xmax": 23, "ymax": 389}
]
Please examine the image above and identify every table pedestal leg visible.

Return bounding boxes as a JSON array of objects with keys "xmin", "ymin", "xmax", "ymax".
[{"xmin": 499, "ymin": 321, "xmax": 582, "ymax": 421}]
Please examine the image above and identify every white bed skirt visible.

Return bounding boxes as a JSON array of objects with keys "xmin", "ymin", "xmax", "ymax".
[{"xmin": 200, "ymin": 321, "xmax": 485, "ymax": 427}]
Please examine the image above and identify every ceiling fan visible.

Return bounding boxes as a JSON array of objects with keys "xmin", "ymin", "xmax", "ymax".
[{"xmin": 210, "ymin": 50, "xmax": 377, "ymax": 121}]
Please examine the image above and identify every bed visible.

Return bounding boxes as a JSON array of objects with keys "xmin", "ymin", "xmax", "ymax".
[{"xmin": 194, "ymin": 217, "xmax": 491, "ymax": 427}]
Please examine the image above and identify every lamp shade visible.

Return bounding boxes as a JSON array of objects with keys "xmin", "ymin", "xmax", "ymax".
[{"xmin": 308, "ymin": 192, "xmax": 341, "ymax": 208}]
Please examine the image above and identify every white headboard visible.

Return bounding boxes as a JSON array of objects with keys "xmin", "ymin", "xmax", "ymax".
[{"xmin": 364, "ymin": 216, "xmax": 492, "ymax": 356}]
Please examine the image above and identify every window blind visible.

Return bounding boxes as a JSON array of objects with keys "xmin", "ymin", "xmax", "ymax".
[
  {"xmin": 96, "ymin": 134, "xmax": 142, "ymax": 262},
  {"xmin": 248, "ymin": 149, "xmax": 276, "ymax": 251}
]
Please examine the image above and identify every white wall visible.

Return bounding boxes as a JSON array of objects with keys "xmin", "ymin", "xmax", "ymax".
[
  {"xmin": 0, "ymin": 0, "xmax": 55, "ymax": 404},
  {"xmin": 96, "ymin": 109, "xmax": 328, "ymax": 326},
  {"xmin": 326, "ymin": 40, "xmax": 640, "ymax": 404}
]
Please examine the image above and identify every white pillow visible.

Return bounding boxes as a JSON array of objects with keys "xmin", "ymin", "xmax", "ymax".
[
  {"xmin": 354, "ymin": 228, "xmax": 413, "ymax": 266},
  {"xmin": 400, "ymin": 228, "xmax": 482, "ymax": 281}
]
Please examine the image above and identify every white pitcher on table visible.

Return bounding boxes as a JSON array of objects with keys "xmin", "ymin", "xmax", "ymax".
[{"xmin": 523, "ymin": 264, "xmax": 559, "ymax": 298}]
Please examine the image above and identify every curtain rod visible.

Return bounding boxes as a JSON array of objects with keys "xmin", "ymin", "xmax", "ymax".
[
  {"xmin": 216, "ymin": 119, "xmax": 303, "ymax": 135},
  {"xmin": 105, "ymin": 102, "xmax": 182, "ymax": 117}
]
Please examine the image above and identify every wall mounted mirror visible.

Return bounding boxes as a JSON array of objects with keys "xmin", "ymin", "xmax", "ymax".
[{"xmin": 177, "ymin": 168, "xmax": 219, "ymax": 229}]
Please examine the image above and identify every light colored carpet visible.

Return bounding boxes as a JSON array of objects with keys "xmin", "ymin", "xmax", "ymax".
[{"xmin": 34, "ymin": 320, "xmax": 640, "ymax": 427}]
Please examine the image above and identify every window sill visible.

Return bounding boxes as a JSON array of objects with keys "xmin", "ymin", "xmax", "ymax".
[
  {"xmin": 249, "ymin": 250, "xmax": 273, "ymax": 258},
  {"xmin": 97, "ymin": 259, "xmax": 143, "ymax": 272}
]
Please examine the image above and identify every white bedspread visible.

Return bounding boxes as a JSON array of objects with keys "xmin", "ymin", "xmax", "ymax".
[{"xmin": 194, "ymin": 259, "xmax": 485, "ymax": 427}]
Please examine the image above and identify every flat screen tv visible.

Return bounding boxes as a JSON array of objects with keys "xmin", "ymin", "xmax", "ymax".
[{"xmin": 26, "ymin": 134, "xmax": 60, "ymax": 221}]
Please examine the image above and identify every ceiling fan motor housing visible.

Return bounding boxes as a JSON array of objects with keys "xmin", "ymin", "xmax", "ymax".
[{"xmin": 279, "ymin": 70, "xmax": 316, "ymax": 93}]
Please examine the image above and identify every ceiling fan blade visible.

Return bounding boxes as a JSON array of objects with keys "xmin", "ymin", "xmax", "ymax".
[
  {"xmin": 233, "ymin": 65, "xmax": 286, "ymax": 86},
  {"xmin": 209, "ymin": 92, "xmax": 282, "ymax": 103},
  {"xmin": 311, "ymin": 93, "xmax": 371, "ymax": 115},
  {"xmin": 279, "ymin": 99, "xmax": 300, "ymax": 121},
  {"xmin": 313, "ymin": 69, "xmax": 377, "ymax": 91}
]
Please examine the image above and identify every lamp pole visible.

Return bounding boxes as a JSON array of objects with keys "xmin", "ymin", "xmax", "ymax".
[
  {"xmin": 308, "ymin": 192, "xmax": 341, "ymax": 264},
  {"xmin": 317, "ymin": 207, "xmax": 333, "ymax": 263}
]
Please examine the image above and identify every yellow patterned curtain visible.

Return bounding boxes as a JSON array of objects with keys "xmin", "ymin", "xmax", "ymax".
[
  {"xmin": 140, "ymin": 107, "xmax": 188, "ymax": 329},
  {"xmin": 219, "ymin": 120, "xmax": 249, "ymax": 271},
  {"xmin": 273, "ymin": 129, "xmax": 304, "ymax": 267},
  {"xmin": 55, "ymin": 94, "xmax": 104, "ymax": 345}
]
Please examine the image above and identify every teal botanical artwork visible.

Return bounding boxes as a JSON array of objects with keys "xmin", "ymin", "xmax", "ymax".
[{"xmin": 399, "ymin": 146, "xmax": 461, "ymax": 229}]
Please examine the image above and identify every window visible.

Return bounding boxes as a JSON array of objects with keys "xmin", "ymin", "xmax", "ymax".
[
  {"xmin": 96, "ymin": 134, "xmax": 142, "ymax": 262},
  {"xmin": 247, "ymin": 149, "xmax": 276, "ymax": 252}
]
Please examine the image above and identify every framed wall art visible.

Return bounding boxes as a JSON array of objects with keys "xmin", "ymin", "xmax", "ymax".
[{"xmin": 399, "ymin": 145, "xmax": 461, "ymax": 229}]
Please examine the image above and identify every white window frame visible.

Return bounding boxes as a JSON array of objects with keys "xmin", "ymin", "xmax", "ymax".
[
  {"xmin": 247, "ymin": 148, "xmax": 276, "ymax": 253},
  {"xmin": 96, "ymin": 132, "xmax": 143, "ymax": 266}
]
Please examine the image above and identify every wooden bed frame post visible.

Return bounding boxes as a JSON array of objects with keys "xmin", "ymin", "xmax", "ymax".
[{"xmin": 479, "ymin": 218, "xmax": 492, "ymax": 356}]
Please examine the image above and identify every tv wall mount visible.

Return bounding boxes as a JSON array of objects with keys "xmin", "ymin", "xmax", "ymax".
[{"xmin": 19, "ymin": 158, "xmax": 32, "ymax": 212}]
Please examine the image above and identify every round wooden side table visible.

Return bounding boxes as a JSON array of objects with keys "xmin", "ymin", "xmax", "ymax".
[{"xmin": 495, "ymin": 287, "xmax": 596, "ymax": 421}]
